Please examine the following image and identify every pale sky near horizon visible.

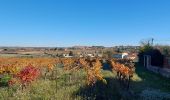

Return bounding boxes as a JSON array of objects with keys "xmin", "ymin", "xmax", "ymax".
[{"xmin": 0, "ymin": 0, "xmax": 170, "ymax": 47}]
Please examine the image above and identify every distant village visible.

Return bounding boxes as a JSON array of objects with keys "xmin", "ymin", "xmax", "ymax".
[{"xmin": 0, "ymin": 46, "xmax": 139, "ymax": 60}]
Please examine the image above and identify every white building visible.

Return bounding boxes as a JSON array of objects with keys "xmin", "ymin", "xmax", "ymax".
[
  {"xmin": 63, "ymin": 54, "xmax": 73, "ymax": 58},
  {"xmin": 113, "ymin": 53, "xmax": 128, "ymax": 59},
  {"xmin": 87, "ymin": 54, "xmax": 95, "ymax": 57}
]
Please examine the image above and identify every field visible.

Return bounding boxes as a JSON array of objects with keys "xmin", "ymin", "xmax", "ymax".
[{"xmin": 0, "ymin": 57, "xmax": 170, "ymax": 100}]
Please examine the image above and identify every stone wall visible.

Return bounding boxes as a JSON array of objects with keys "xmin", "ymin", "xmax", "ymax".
[{"xmin": 147, "ymin": 65, "xmax": 170, "ymax": 78}]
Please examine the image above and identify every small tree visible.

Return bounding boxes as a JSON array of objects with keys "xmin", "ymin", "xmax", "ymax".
[
  {"xmin": 69, "ymin": 51, "xmax": 74, "ymax": 56},
  {"xmin": 103, "ymin": 51, "xmax": 113, "ymax": 59}
]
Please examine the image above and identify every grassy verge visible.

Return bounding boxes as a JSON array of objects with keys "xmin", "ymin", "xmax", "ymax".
[{"xmin": 131, "ymin": 63, "xmax": 170, "ymax": 93}]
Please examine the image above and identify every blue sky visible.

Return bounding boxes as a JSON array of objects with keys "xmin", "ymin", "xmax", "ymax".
[{"xmin": 0, "ymin": 0, "xmax": 170, "ymax": 47}]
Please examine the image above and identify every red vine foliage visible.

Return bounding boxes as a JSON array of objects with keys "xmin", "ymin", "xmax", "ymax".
[{"xmin": 17, "ymin": 64, "xmax": 40, "ymax": 86}]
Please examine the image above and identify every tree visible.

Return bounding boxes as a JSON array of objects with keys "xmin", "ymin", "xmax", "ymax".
[
  {"xmin": 160, "ymin": 46, "xmax": 170, "ymax": 56},
  {"xmin": 103, "ymin": 51, "xmax": 113, "ymax": 59},
  {"xmin": 138, "ymin": 41, "xmax": 164, "ymax": 67},
  {"xmin": 3, "ymin": 49, "xmax": 8, "ymax": 51},
  {"xmin": 116, "ymin": 48, "xmax": 121, "ymax": 53},
  {"xmin": 69, "ymin": 51, "xmax": 74, "ymax": 56}
]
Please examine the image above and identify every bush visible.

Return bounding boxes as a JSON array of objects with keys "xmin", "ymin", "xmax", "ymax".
[
  {"xmin": 17, "ymin": 65, "xmax": 40, "ymax": 89},
  {"xmin": 0, "ymin": 74, "xmax": 12, "ymax": 86}
]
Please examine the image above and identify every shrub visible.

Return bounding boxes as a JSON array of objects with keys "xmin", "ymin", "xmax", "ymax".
[
  {"xmin": 17, "ymin": 65, "xmax": 40, "ymax": 89},
  {"xmin": 0, "ymin": 74, "xmax": 12, "ymax": 86}
]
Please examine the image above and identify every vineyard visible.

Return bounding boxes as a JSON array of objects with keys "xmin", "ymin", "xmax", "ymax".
[{"xmin": 0, "ymin": 57, "xmax": 170, "ymax": 99}]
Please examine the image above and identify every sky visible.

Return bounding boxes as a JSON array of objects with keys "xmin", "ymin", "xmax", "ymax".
[{"xmin": 0, "ymin": 0, "xmax": 170, "ymax": 47}]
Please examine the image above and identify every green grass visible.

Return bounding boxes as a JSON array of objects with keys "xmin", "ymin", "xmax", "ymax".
[{"xmin": 131, "ymin": 64, "xmax": 170, "ymax": 94}]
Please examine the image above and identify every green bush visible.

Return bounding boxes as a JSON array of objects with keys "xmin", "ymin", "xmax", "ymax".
[{"xmin": 0, "ymin": 74, "xmax": 12, "ymax": 86}]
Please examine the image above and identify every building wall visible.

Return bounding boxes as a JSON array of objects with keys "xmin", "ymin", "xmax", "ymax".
[{"xmin": 164, "ymin": 57, "xmax": 170, "ymax": 69}]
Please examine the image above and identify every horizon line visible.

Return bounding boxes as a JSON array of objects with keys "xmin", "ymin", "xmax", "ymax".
[{"xmin": 1, "ymin": 44, "xmax": 169, "ymax": 48}]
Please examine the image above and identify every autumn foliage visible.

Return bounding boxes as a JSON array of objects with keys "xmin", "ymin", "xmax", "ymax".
[
  {"xmin": 0, "ymin": 57, "xmax": 134, "ymax": 89},
  {"xmin": 109, "ymin": 59, "xmax": 135, "ymax": 89},
  {"xmin": 17, "ymin": 65, "xmax": 40, "ymax": 85}
]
